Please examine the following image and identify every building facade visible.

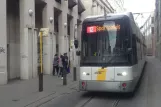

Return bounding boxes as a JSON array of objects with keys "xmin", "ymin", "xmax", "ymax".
[
  {"xmin": 154, "ymin": 0, "xmax": 161, "ymax": 60},
  {"xmin": 81, "ymin": 0, "xmax": 115, "ymax": 18},
  {"xmin": 141, "ymin": 12, "xmax": 155, "ymax": 56},
  {"xmin": 0, "ymin": 0, "xmax": 114, "ymax": 85},
  {"xmin": 107, "ymin": 0, "xmax": 125, "ymax": 12}
]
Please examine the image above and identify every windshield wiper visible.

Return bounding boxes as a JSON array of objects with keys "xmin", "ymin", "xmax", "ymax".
[
  {"xmin": 101, "ymin": 54, "xmax": 117, "ymax": 68},
  {"xmin": 101, "ymin": 51, "xmax": 130, "ymax": 68}
]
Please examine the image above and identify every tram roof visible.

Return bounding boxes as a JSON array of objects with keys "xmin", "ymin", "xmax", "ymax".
[{"xmin": 83, "ymin": 12, "xmax": 134, "ymax": 23}]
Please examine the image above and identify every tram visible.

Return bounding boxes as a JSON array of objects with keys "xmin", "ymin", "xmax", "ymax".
[{"xmin": 79, "ymin": 12, "xmax": 146, "ymax": 93}]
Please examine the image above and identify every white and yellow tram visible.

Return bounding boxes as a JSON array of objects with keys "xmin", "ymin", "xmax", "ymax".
[{"xmin": 79, "ymin": 12, "xmax": 146, "ymax": 93}]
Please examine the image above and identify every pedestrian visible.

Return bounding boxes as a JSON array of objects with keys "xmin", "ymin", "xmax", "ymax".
[
  {"xmin": 64, "ymin": 53, "xmax": 70, "ymax": 73},
  {"xmin": 63, "ymin": 53, "xmax": 69, "ymax": 73},
  {"xmin": 53, "ymin": 54, "xmax": 59, "ymax": 76},
  {"xmin": 61, "ymin": 53, "xmax": 69, "ymax": 79},
  {"xmin": 59, "ymin": 54, "xmax": 63, "ymax": 79}
]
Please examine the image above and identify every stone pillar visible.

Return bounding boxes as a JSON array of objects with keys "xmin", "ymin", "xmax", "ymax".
[
  {"xmin": 0, "ymin": 0, "xmax": 7, "ymax": 84},
  {"xmin": 77, "ymin": 22, "xmax": 82, "ymax": 55},
  {"xmin": 19, "ymin": 0, "xmax": 36, "ymax": 79},
  {"xmin": 69, "ymin": 5, "xmax": 78, "ymax": 73},
  {"xmin": 70, "ymin": 18, "xmax": 77, "ymax": 67},
  {"xmin": 82, "ymin": 0, "xmax": 93, "ymax": 16},
  {"xmin": 42, "ymin": 3, "xmax": 54, "ymax": 74},
  {"xmin": 100, "ymin": 7, "xmax": 103, "ymax": 14},
  {"xmin": 98, "ymin": 5, "xmax": 101, "ymax": 15},
  {"xmin": 58, "ymin": 1, "xmax": 68, "ymax": 55},
  {"xmin": 93, "ymin": 1, "xmax": 97, "ymax": 15}
]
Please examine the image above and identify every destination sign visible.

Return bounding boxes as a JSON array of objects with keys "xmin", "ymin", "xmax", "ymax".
[{"xmin": 87, "ymin": 24, "xmax": 120, "ymax": 33}]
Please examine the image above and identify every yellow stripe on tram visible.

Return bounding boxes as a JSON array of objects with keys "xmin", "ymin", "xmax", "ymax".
[{"xmin": 97, "ymin": 68, "xmax": 107, "ymax": 81}]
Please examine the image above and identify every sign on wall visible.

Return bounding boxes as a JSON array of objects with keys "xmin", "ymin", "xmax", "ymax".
[{"xmin": 39, "ymin": 28, "xmax": 49, "ymax": 37}]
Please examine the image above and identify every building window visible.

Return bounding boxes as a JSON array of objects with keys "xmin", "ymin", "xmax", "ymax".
[
  {"xmin": 55, "ymin": 0, "xmax": 61, "ymax": 4},
  {"xmin": 67, "ymin": 20, "xmax": 70, "ymax": 35},
  {"xmin": 56, "ymin": 44, "xmax": 59, "ymax": 53},
  {"xmin": 54, "ymin": 19, "xmax": 59, "ymax": 32}
]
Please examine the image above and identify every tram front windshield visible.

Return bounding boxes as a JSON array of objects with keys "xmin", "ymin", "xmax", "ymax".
[{"xmin": 81, "ymin": 19, "xmax": 132, "ymax": 66}]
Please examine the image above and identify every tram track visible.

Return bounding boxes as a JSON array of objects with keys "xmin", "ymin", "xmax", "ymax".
[
  {"xmin": 112, "ymin": 99, "xmax": 120, "ymax": 107},
  {"xmin": 78, "ymin": 94, "xmax": 120, "ymax": 107},
  {"xmin": 79, "ymin": 96, "xmax": 95, "ymax": 107}
]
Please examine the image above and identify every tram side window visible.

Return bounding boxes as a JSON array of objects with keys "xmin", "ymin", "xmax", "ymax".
[
  {"xmin": 142, "ymin": 43, "xmax": 144, "ymax": 58},
  {"xmin": 132, "ymin": 34, "xmax": 137, "ymax": 64},
  {"xmin": 136, "ymin": 36, "xmax": 142, "ymax": 61},
  {"xmin": 136, "ymin": 41, "xmax": 140, "ymax": 60},
  {"xmin": 135, "ymin": 31, "xmax": 144, "ymax": 61},
  {"xmin": 140, "ymin": 42, "xmax": 142, "ymax": 60},
  {"xmin": 141, "ymin": 43, "xmax": 143, "ymax": 59}
]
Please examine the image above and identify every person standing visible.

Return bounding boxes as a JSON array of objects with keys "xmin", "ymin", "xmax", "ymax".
[
  {"xmin": 63, "ymin": 53, "xmax": 69, "ymax": 73},
  {"xmin": 58, "ymin": 55, "xmax": 63, "ymax": 78},
  {"xmin": 53, "ymin": 54, "xmax": 59, "ymax": 76},
  {"xmin": 61, "ymin": 53, "xmax": 69, "ymax": 79}
]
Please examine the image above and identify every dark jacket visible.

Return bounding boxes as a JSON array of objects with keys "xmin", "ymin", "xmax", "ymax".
[
  {"xmin": 53, "ymin": 56, "xmax": 59, "ymax": 66},
  {"xmin": 62, "ymin": 55, "xmax": 68, "ymax": 67}
]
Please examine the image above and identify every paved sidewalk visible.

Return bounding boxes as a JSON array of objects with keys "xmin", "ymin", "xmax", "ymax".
[{"xmin": 0, "ymin": 73, "xmax": 79, "ymax": 107}]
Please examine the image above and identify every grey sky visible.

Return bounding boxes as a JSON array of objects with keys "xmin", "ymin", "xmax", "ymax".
[{"xmin": 123, "ymin": 0, "xmax": 155, "ymax": 26}]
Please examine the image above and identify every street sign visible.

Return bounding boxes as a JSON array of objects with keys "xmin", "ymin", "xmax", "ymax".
[
  {"xmin": 70, "ymin": 40, "xmax": 74, "ymax": 47},
  {"xmin": 70, "ymin": 40, "xmax": 75, "ymax": 50},
  {"xmin": 39, "ymin": 28, "xmax": 49, "ymax": 37}
]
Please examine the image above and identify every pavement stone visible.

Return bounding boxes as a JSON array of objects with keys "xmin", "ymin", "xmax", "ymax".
[{"xmin": 0, "ymin": 72, "xmax": 79, "ymax": 107}]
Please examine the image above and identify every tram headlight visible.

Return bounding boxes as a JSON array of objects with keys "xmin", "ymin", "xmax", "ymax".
[
  {"xmin": 122, "ymin": 72, "xmax": 127, "ymax": 76},
  {"xmin": 83, "ymin": 72, "xmax": 87, "ymax": 75}
]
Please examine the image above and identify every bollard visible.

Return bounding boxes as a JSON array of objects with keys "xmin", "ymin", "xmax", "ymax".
[
  {"xmin": 39, "ymin": 31, "xmax": 43, "ymax": 92},
  {"xmin": 73, "ymin": 67, "xmax": 77, "ymax": 81},
  {"xmin": 39, "ymin": 72, "xmax": 43, "ymax": 92},
  {"xmin": 63, "ymin": 67, "xmax": 67, "ymax": 85}
]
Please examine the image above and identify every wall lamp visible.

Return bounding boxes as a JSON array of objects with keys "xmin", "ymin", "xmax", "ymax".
[
  {"xmin": 74, "ymin": 25, "xmax": 77, "ymax": 31},
  {"xmin": 49, "ymin": 17, "xmax": 54, "ymax": 23},
  {"xmin": 64, "ymin": 23, "xmax": 67, "ymax": 28},
  {"xmin": 28, "ymin": 9, "xmax": 33, "ymax": 16}
]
